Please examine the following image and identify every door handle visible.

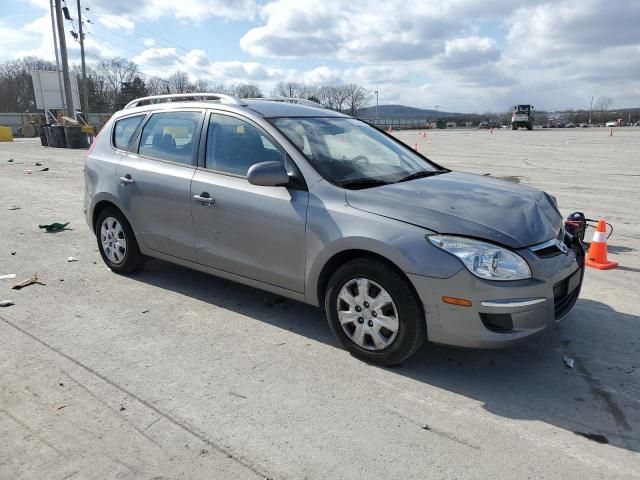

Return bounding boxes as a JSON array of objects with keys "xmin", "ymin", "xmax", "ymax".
[
  {"xmin": 193, "ymin": 193, "xmax": 215, "ymax": 205},
  {"xmin": 119, "ymin": 175, "xmax": 135, "ymax": 185}
]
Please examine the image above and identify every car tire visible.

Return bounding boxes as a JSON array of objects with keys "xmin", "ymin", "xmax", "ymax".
[
  {"xmin": 95, "ymin": 207, "xmax": 144, "ymax": 274},
  {"xmin": 325, "ymin": 258, "xmax": 426, "ymax": 366}
]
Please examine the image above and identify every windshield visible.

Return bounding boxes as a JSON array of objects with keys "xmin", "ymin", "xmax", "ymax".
[{"xmin": 271, "ymin": 117, "xmax": 445, "ymax": 189}]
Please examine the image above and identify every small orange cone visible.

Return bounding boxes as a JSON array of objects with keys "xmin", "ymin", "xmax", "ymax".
[{"xmin": 585, "ymin": 219, "xmax": 618, "ymax": 270}]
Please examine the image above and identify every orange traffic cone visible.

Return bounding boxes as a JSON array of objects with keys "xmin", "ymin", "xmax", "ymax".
[{"xmin": 585, "ymin": 219, "xmax": 618, "ymax": 270}]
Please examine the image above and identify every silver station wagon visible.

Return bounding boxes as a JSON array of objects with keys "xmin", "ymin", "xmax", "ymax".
[{"xmin": 84, "ymin": 93, "xmax": 584, "ymax": 365}]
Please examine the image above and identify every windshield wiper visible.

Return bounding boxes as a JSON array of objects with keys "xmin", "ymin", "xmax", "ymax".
[
  {"xmin": 340, "ymin": 178, "xmax": 390, "ymax": 189},
  {"xmin": 397, "ymin": 169, "xmax": 448, "ymax": 183}
]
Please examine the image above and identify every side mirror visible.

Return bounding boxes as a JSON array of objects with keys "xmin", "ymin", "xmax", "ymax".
[{"xmin": 247, "ymin": 161, "xmax": 289, "ymax": 187}]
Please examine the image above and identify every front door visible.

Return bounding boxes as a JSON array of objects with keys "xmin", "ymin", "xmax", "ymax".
[
  {"xmin": 117, "ymin": 110, "xmax": 204, "ymax": 261},
  {"xmin": 191, "ymin": 112, "xmax": 308, "ymax": 292}
]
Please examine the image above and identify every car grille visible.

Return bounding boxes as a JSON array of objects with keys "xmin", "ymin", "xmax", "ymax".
[{"xmin": 529, "ymin": 229, "xmax": 568, "ymax": 258}]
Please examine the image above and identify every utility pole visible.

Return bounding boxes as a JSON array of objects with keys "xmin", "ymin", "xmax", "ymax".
[
  {"xmin": 49, "ymin": 0, "xmax": 65, "ymax": 112},
  {"xmin": 77, "ymin": 0, "xmax": 89, "ymax": 117},
  {"xmin": 589, "ymin": 96, "xmax": 594, "ymax": 125},
  {"xmin": 54, "ymin": 0, "xmax": 74, "ymax": 116},
  {"xmin": 375, "ymin": 90, "xmax": 379, "ymax": 120}
]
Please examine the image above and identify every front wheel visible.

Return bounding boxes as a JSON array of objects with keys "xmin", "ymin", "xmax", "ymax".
[{"xmin": 325, "ymin": 258, "xmax": 426, "ymax": 366}]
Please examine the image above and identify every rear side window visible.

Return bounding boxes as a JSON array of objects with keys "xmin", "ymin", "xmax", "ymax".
[
  {"xmin": 138, "ymin": 111, "xmax": 201, "ymax": 165},
  {"xmin": 113, "ymin": 115, "xmax": 144, "ymax": 150}
]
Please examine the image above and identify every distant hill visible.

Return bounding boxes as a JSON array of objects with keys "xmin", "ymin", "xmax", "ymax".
[{"xmin": 358, "ymin": 104, "xmax": 456, "ymax": 119}]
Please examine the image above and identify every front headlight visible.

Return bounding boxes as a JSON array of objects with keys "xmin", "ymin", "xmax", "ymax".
[{"xmin": 428, "ymin": 235, "xmax": 531, "ymax": 281}]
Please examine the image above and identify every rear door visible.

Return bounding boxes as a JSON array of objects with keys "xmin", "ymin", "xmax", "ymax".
[
  {"xmin": 190, "ymin": 112, "xmax": 308, "ymax": 292},
  {"xmin": 117, "ymin": 109, "xmax": 204, "ymax": 261}
]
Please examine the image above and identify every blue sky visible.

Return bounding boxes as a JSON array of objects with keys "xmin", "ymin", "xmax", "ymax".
[{"xmin": 2, "ymin": 0, "xmax": 639, "ymax": 112}]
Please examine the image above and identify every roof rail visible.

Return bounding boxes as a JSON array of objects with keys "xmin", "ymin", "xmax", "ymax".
[
  {"xmin": 123, "ymin": 93, "xmax": 242, "ymax": 109},
  {"xmin": 247, "ymin": 97, "xmax": 323, "ymax": 108}
]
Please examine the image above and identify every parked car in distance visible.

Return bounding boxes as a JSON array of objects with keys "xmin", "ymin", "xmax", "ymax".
[
  {"xmin": 557, "ymin": 122, "xmax": 566, "ymax": 128},
  {"xmin": 579, "ymin": 123, "xmax": 588, "ymax": 128},
  {"xmin": 605, "ymin": 121, "xmax": 618, "ymax": 127},
  {"xmin": 84, "ymin": 93, "xmax": 585, "ymax": 365}
]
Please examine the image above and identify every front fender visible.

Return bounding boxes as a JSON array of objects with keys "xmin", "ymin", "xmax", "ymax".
[{"xmin": 303, "ymin": 183, "xmax": 463, "ymax": 305}]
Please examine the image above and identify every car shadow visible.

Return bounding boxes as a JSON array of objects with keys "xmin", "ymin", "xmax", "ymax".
[{"xmin": 131, "ymin": 260, "xmax": 639, "ymax": 453}]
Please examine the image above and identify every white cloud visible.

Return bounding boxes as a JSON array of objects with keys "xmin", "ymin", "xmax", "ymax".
[
  {"xmin": 3, "ymin": 0, "xmax": 640, "ymax": 112},
  {"xmin": 240, "ymin": 0, "xmax": 520, "ymax": 62},
  {"xmin": 102, "ymin": 0, "xmax": 256, "ymax": 22},
  {"xmin": 438, "ymin": 37, "xmax": 501, "ymax": 69}
]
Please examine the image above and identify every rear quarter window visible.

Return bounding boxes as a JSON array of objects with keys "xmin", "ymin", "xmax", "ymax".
[{"xmin": 112, "ymin": 115, "xmax": 144, "ymax": 150}]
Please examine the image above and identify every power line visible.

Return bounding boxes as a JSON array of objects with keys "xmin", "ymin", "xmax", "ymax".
[
  {"xmin": 81, "ymin": 4, "xmax": 212, "ymax": 79},
  {"xmin": 88, "ymin": 0, "xmax": 193, "ymax": 56},
  {"xmin": 82, "ymin": 50, "xmax": 170, "ymax": 85}
]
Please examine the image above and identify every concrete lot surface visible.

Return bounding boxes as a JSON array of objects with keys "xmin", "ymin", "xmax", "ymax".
[{"xmin": 1, "ymin": 128, "xmax": 639, "ymax": 479}]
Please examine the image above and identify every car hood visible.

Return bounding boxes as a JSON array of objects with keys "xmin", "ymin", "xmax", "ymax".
[{"xmin": 345, "ymin": 171, "xmax": 562, "ymax": 249}]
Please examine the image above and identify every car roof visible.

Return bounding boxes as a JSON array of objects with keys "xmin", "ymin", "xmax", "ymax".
[
  {"xmin": 242, "ymin": 100, "xmax": 347, "ymax": 118},
  {"xmin": 115, "ymin": 96, "xmax": 349, "ymax": 120}
]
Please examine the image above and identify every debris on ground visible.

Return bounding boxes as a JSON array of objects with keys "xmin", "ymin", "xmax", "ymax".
[
  {"xmin": 11, "ymin": 252, "xmax": 16, "ymax": 256},
  {"xmin": 12, "ymin": 274, "xmax": 46, "ymax": 290},
  {"xmin": 39, "ymin": 222, "xmax": 70, "ymax": 232},
  {"xmin": 35, "ymin": 162, "xmax": 42, "ymax": 166},
  {"xmin": 40, "ymin": 167, "xmax": 49, "ymax": 172},
  {"xmin": 0, "ymin": 274, "xmax": 17, "ymax": 280},
  {"xmin": 563, "ymin": 355, "xmax": 575, "ymax": 369},
  {"xmin": 67, "ymin": 256, "xmax": 78, "ymax": 262},
  {"xmin": 8, "ymin": 159, "xmax": 13, "ymax": 163},
  {"xmin": 421, "ymin": 424, "xmax": 431, "ymax": 431},
  {"xmin": 57, "ymin": 405, "xmax": 65, "ymax": 411},
  {"xmin": 119, "ymin": 406, "xmax": 126, "ymax": 411},
  {"xmin": 142, "ymin": 309, "xmax": 150, "ymax": 314},
  {"xmin": 24, "ymin": 170, "xmax": 32, "ymax": 174},
  {"xmin": 0, "ymin": 300, "xmax": 14, "ymax": 307},
  {"xmin": 8, "ymin": 206, "xmax": 20, "ymax": 210}
]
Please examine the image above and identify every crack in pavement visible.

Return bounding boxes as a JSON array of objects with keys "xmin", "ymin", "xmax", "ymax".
[{"xmin": 0, "ymin": 313, "xmax": 271, "ymax": 480}]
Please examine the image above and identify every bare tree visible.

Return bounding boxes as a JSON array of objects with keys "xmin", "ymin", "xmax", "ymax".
[
  {"xmin": 167, "ymin": 71, "xmax": 193, "ymax": 93},
  {"xmin": 272, "ymin": 81, "xmax": 305, "ymax": 98},
  {"xmin": 97, "ymin": 57, "xmax": 138, "ymax": 108},
  {"xmin": 343, "ymin": 84, "xmax": 370, "ymax": 116},
  {"xmin": 192, "ymin": 78, "xmax": 211, "ymax": 92},
  {"xmin": 234, "ymin": 84, "xmax": 263, "ymax": 98},
  {"xmin": 596, "ymin": 96, "xmax": 613, "ymax": 112},
  {"xmin": 145, "ymin": 77, "xmax": 168, "ymax": 96},
  {"xmin": 208, "ymin": 82, "xmax": 233, "ymax": 95}
]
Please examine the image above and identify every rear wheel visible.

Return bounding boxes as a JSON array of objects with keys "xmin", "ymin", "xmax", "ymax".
[
  {"xmin": 325, "ymin": 258, "xmax": 426, "ymax": 366},
  {"xmin": 512, "ymin": 124, "xmax": 518, "ymax": 130},
  {"xmin": 96, "ymin": 207, "xmax": 144, "ymax": 274}
]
